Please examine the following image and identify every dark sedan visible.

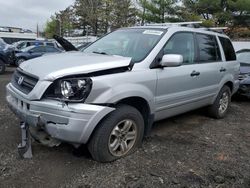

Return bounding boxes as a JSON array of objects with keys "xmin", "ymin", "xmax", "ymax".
[
  {"xmin": 15, "ymin": 45, "xmax": 62, "ymax": 66},
  {"xmin": 0, "ymin": 38, "xmax": 16, "ymax": 74},
  {"xmin": 236, "ymin": 49, "xmax": 250, "ymax": 97}
]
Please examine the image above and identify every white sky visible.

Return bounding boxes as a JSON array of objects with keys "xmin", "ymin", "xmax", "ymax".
[{"xmin": 0, "ymin": 0, "xmax": 75, "ymax": 31}]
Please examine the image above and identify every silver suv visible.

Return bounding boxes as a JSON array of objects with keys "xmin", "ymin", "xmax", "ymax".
[{"xmin": 6, "ymin": 23, "xmax": 240, "ymax": 162}]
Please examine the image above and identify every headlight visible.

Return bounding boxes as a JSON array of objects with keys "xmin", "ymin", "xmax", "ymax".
[{"xmin": 45, "ymin": 77, "xmax": 92, "ymax": 102}]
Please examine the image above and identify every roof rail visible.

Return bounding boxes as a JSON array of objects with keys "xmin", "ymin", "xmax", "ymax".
[
  {"xmin": 199, "ymin": 27, "xmax": 228, "ymax": 34},
  {"xmin": 145, "ymin": 21, "xmax": 202, "ymax": 28}
]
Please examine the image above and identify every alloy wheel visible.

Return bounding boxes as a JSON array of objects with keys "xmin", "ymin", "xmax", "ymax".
[{"xmin": 108, "ymin": 119, "xmax": 137, "ymax": 157}]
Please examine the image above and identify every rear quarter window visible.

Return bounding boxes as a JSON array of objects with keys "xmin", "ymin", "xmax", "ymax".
[{"xmin": 219, "ymin": 37, "xmax": 236, "ymax": 61}]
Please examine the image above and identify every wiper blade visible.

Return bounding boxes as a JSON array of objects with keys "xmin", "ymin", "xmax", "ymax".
[{"xmin": 92, "ymin": 51, "xmax": 108, "ymax": 55}]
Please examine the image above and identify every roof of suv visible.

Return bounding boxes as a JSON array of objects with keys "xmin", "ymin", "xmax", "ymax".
[{"xmin": 130, "ymin": 22, "xmax": 229, "ymax": 38}]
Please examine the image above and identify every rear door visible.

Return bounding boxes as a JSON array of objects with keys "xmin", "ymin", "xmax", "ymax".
[
  {"xmin": 218, "ymin": 37, "xmax": 238, "ymax": 90},
  {"xmin": 193, "ymin": 33, "xmax": 224, "ymax": 99}
]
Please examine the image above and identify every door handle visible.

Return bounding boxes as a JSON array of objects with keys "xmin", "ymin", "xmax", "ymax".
[
  {"xmin": 190, "ymin": 71, "xmax": 200, "ymax": 77},
  {"xmin": 220, "ymin": 67, "xmax": 226, "ymax": 72}
]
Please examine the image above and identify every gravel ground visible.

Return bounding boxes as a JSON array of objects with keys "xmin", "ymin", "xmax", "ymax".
[{"xmin": 0, "ymin": 67, "xmax": 249, "ymax": 188}]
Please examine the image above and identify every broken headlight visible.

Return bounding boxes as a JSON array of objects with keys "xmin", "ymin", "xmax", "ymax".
[{"xmin": 45, "ymin": 77, "xmax": 92, "ymax": 102}]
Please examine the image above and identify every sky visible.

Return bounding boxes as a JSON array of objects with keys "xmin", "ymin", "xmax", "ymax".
[{"xmin": 0, "ymin": 0, "xmax": 75, "ymax": 31}]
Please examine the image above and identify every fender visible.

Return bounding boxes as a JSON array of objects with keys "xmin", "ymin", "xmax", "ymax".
[
  {"xmin": 212, "ymin": 73, "xmax": 235, "ymax": 102},
  {"xmin": 91, "ymin": 83, "xmax": 156, "ymax": 114}
]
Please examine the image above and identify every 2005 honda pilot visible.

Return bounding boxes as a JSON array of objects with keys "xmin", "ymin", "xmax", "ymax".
[{"xmin": 6, "ymin": 23, "xmax": 240, "ymax": 162}]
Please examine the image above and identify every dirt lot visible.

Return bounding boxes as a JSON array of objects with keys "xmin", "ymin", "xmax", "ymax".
[{"xmin": 0, "ymin": 67, "xmax": 249, "ymax": 188}]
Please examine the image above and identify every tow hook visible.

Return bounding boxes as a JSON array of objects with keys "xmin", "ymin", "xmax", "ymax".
[{"xmin": 18, "ymin": 122, "xmax": 33, "ymax": 159}]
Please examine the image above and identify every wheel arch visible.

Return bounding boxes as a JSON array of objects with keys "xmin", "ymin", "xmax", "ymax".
[
  {"xmin": 115, "ymin": 96, "xmax": 154, "ymax": 136},
  {"xmin": 224, "ymin": 81, "xmax": 233, "ymax": 93}
]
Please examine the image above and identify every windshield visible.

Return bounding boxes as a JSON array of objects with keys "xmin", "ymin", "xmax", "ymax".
[
  {"xmin": 237, "ymin": 51, "xmax": 250, "ymax": 64},
  {"xmin": 83, "ymin": 29, "xmax": 165, "ymax": 62}
]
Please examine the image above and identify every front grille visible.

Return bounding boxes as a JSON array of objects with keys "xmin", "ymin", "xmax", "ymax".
[{"xmin": 11, "ymin": 69, "xmax": 39, "ymax": 94}]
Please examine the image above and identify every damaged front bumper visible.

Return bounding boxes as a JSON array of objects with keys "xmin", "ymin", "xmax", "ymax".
[{"xmin": 6, "ymin": 83, "xmax": 115, "ymax": 145}]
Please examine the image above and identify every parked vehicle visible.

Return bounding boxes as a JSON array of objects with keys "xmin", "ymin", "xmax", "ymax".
[
  {"xmin": 236, "ymin": 49, "xmax": 250, "ymax": 97},
  {"xmin": 6, "ymin": 22, "xmax": 239, "ymax": 162},
  {"xmin": 13, "ymin": 40, "xmax": 59, "ymax": 50},
  {"xmin": 15, "ymin": 45, "xmax": 62, "ymax": 65},
  {"xmin": 0, "ymin": 38, "xmax": 16, "ymax": 74},
  {"xmin": 0, "ymin": 31, "xmax": 37, "ymax": 44}
]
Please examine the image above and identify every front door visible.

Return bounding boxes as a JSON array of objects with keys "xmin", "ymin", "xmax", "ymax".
[{"xmin": 155, "ymin": 32, "xmax": 202, "ymax": 120}]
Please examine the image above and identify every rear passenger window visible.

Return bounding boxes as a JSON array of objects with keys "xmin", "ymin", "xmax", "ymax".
[
  {"xmin": 219, "ymin": 37, "xmax": 236, "ymax": 61},
  {"xmin": 164, "ymin": 32, "xmax": 195, "ymax": 64},
  {"xmin": 196, "ymin": 34, "xmax": 221, "ymax": 63}
]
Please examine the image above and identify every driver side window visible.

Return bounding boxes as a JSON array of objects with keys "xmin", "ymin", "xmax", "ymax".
[{"xmin": 163, "ymin": 32, "xmax": 195, "ymax": 64}]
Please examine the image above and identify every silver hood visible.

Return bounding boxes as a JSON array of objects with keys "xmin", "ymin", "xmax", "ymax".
[{"xmin": 19, "ymin": 52, "xmax": 132, "ymax": 81}]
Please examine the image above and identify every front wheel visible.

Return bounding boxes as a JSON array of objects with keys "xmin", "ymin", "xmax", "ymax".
[
  {"xmin": 207, "ymin": 86, "xmax": 231, "ymax": 119},
  {"xmin": 88, "ymin": 105, "xmax": 144, "ymax": 162}
]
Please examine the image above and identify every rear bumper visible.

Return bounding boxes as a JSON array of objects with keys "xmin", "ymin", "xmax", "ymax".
[{"xmin": 6, "ymin": 83, "xmax": 115, "ymax": 144}]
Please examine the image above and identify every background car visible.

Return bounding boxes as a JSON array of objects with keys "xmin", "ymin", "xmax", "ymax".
[
  {"xmin": 236, "ymin": 49, "xmax": 250, "ymax": 97},
  {"xmin": 0, "ymin": 38, "xmax": 16, "ymax": 73},
  {"xmin": 15, "ymin": 45, "xmax": 62, "ymax": 65},
  {"xmin": 13, "ymin": 40, "xmax": 59, "ymax": 50}
]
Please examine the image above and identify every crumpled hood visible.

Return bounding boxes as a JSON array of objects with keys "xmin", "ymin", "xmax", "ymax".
[{"xmin": 19, "ymin": 52, "xmax": 131, "ymax": 81}]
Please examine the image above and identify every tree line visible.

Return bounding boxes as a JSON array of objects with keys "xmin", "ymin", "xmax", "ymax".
[{"xmin": 44, "ymin": 0, "xmax": 250, "ymax": 38}]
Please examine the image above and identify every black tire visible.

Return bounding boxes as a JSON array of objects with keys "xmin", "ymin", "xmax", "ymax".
[
  {"xmin": 0, "ymin": 59, "xmax": 6, "ymax": 74},
  {"xmin": 88, "ymin": 105, "xmax": 144, "ymax": 162},
  {"xmin": 207, "ymin": 86, "xmax": 231, "ymax": 119}
]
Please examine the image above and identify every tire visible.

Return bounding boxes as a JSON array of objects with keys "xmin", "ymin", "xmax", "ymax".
[
  {"xmin": 88, "ymin": 105, "xmax": 144, "ymax": 162},
  {"xmin": 17, "ymin": 58, "xmax": 26, "ymax": 66},
  {"xmin": 207, "ymin": 86, "xmax": 231, "ymax": 119},
  {"xmin": 0, "ymin": 59, "xmax": 6, "ymax": 74}
]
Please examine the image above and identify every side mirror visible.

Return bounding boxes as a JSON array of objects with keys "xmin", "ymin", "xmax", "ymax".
[{"xmin": 160, "ymin": 54, "xmax": 183, "ymax": 67}]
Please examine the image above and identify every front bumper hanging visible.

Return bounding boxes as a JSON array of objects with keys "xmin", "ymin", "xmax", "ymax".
[{"xmin": 18, "ymin": 122, "xmax": 33, "ymax": 159}]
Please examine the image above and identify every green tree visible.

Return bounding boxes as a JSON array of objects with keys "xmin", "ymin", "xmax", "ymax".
[
  {"xmin": 74, "ymin": 0, "xmax": 136, "ymax": 35},
  {"xmin": 111, "ymin": 0, "xmax": 137, "ymax": 29},
  {"xmin": 44, "ymin": 16, "xmax": 59, "ymax": 38},
  {"xmin": 137, "ymin": 0, "xmax": 179, "ymax": 23},
  {"xmin": 74, "ymin": 0, "xmax": 103, "ymax": 35},
  {"xmin": 56, "ymin": 7, "xmax": 75, "ymax": 37}
]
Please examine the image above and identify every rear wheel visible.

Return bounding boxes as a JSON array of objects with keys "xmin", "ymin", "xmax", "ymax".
[
  {"xmin": 208, "ymin": 86, "xmax": 231, "ymax": 119},
  {"xmin": 0, "ymin": 59, "xmax": 6, "ymax": 74},
  {"xmin": 88, "ymin": 105, "xmax": 144, "ymax": 162}
]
